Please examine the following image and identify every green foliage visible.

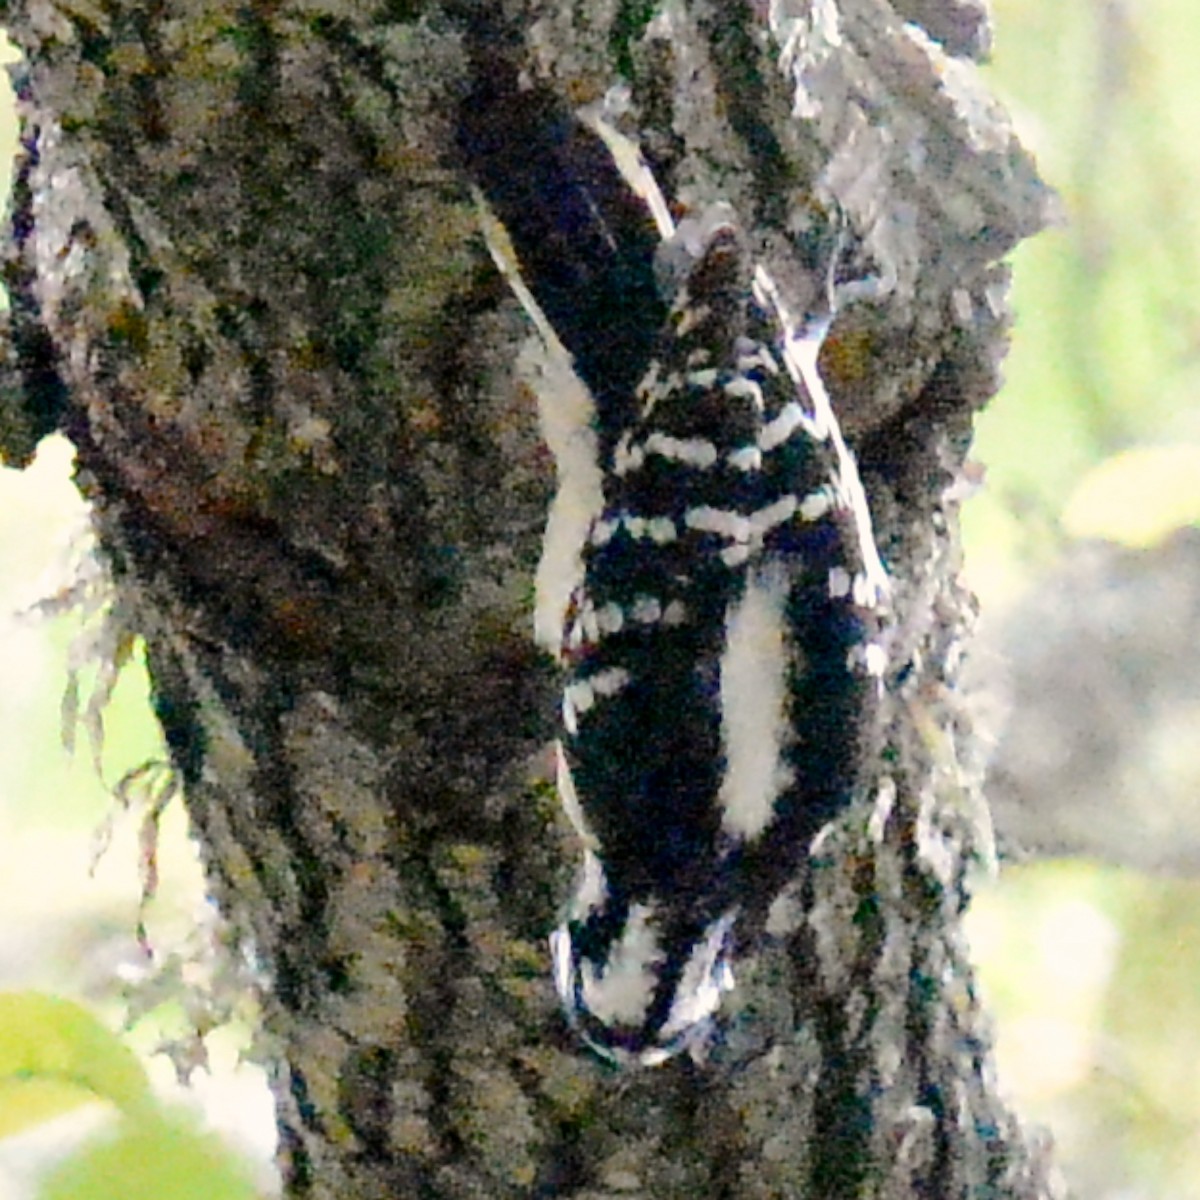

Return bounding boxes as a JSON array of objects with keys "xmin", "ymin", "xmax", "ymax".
[
  {"xmin": 967, "ymin": 4, "xmax": 1200, "ymax": 1197},
  {"xmin": 39, "ymin": 1116, "xmax": 259, "ymax": 1200},
  {"xmin": 969, "ymin": 0, "xmax": 1200, "ymax": 601},
  {"xmin": 0, "ymin": 992, "xmax": 152, "ymax": 1133},
  {"xmin": 1062, "ymin": 444, "xmax": 1200, "ymax": 546},
  {"xmin": 0, "ymin": 992, "xmax": 259, "ymax": 1200}
]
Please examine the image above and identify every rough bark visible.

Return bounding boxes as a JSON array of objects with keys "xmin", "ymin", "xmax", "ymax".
[{"xmin": 0, "ymin": 1, "xmax": 1059, "ymax": 1197}]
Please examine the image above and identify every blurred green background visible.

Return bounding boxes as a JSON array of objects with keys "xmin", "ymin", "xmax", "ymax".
[
  {"xmin": 1, "ymin": 3, "xmax": 1199, "ymax": 1196},
  {"xmin": 964, "ymin": 2, "xmax": 1200, "ymax": 1196}
]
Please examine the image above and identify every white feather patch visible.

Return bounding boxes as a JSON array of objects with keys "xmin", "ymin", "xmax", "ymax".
[
  {"xmin": 659, "ymin": 913, "xmax": 737, "ymax": 1041},
  {"xmin": 717, "ymin": 563, "xmax": 793, "ymax": 839},
  {"xmin": 643, "ymin": 432, "xmax": 719, "ymax": 468},
  {"xmin": 577, "ymin": 904, "xmax": 663, "ymax": 1024},
  {"xmin": 525, "ymin": 338, "xmax": 605, "ymax": 656}
]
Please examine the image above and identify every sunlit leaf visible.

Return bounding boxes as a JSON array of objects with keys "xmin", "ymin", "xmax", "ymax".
[
  {"xmin": 38, "ymin": 1115, "xmax": 259, "ymax": 1200},
  {"xmin": 1061, "ymin": 444, "xmax": 1200, "ymax": 546},
  {"xmin": 0, "ymin": 1076, "xmax": 103, "ymax": 1140},
  {"xmin": 0, "ymin": 993, "xmax": 152, "ymax": 1119}
]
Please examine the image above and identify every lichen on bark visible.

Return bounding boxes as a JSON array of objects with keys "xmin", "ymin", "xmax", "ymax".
[{"xmin": 0, "ymin": 1, "xmax": 1060, "ymax": 1197}]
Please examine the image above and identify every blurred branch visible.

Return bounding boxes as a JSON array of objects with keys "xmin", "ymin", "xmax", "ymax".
[{"xmin": 980, "ymin": 527, "xmax": 1200, "ymax": 875}]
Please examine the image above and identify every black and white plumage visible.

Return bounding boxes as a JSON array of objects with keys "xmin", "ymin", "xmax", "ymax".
[
  {"xmin": 459, "ymin": 89, "xmax": 888, "ymax": 1065},
  {"xmin": 456, "ymin": 79, "xmax": 665, "ymax": 467},
  {"xmin": 550, "ymin": 210, "xmax": 888, "ymax": 1064}
]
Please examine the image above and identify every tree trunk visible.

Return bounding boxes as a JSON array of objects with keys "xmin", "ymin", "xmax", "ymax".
[{"xmin": 0, "ymin": 1, "xmax": 1059, "ymax": 1196}]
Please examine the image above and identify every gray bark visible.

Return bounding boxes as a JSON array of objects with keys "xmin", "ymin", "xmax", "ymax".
[{"xmin": 0, "ymin": 1, "xmax": 1058, "ymax": 1196}]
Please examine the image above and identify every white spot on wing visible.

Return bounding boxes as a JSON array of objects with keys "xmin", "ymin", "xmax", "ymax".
[
  {"xmin": 590, "ymin": 518, "xmax": 618, "ymax": 547},
  {"xmin": 613, "ymin": 435, "xmax": 647, "ymax": 476},
  {"xmin": 648, "ymin": 517, "xmax": 677, "ymax": 544},
  {"xmin": 662, "ymin": 600, "xmax": 687, "ymax": 626},
  {"xmin": 752, "ymin": 265, "xmax": 889, "ymax": 606},
  {"xmin": 622, "ymin": 515, "xmax": 677, "ymax": 543},
  {"xmin": 758, "ymin": 401, "xmax": 803, "ymax": 451},
  {"xmin": 748, "ymin": 494, "xmax": 799, "ymax": 538},
  {"xmin": 591, "ymin": 667, "xmax": 631, "ymax": 697},
  {"xmin": 799, "ymin": 487, "xmax": 834, "ymax": 521},
  {"xmin": 727, "ymin": 445, "xmax": 762, "ymax": 472},
  {"xmin": 644, "ymin": 432, "xmax": 719, "ymax": 468},
  {"xmin": 684, "ymin": 506, "xmax": 752, "ymax": 542},
  {"xmin": 723, "ymin": 375, "xmax": 764, "ymax": 407},
  {"xmin": 580, "ymin": 601, "xmax": 600, "ymax": 644},
  {"xmin": 629, "ymin": 595, "xmax": 663, "ymax": 624},
  {"xmin": 596, "ymin": 603, "xmax": 624, "ymax": 635},
  {"xmin": 735, "ymin": 341, "xmax": 780, "ymax": 376},
  {"xmin": 565, "ymin": 679, "xmax": 596, "ymax": 716}
]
